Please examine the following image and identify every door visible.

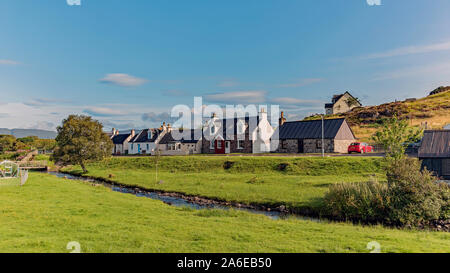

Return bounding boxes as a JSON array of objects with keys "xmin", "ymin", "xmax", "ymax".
[
  {"xmin": 215, "ymin": 140, "xmax": 225, "ymax": 154},
  {"xmin": 225, "ymin": 141, "xmax": 231, "ymax": 154},
  {"xmin": 298, "ymin": 139, "xmax": 304, "ymax": 153}
]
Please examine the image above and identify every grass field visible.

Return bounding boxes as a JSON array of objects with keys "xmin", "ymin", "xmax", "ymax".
[
  {"xmin": 63, "ymin": 156, "xmax": 386, "ymax": 211},
  {"xmin": 0, "ymin": 172, "xmax": 448, "ymax": 253}
]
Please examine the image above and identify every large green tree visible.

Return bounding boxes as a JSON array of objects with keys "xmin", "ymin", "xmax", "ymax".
[
  {"xmin": 52, "ymin": 115, "xmax": 113, "ymax": 172},
  {"xmin": 372, "ymin": 116, "xmax": 423, "ymax": 162}
]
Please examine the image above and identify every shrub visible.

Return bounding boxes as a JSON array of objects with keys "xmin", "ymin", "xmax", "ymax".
[
  {"xmin": 323, "ymin": 158, "xmax": 449, "ymax": 227},
  {"xmin": 323, "ymin": 181, "xmax": 389, "ymax": 223}
]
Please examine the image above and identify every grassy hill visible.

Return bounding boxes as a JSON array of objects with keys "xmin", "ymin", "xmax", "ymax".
[{"xmin": 305, "ymin": 88, "xmax": 450, "ymax": 141}]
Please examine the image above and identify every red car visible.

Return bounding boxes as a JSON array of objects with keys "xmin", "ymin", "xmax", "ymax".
[{"xmin": 348, "ymin": 142, "xmax": 373, "ymax": 154}]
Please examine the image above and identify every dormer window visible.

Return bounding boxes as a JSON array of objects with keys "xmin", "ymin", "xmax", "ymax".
[
  {"xmin": 148, "ymin": 130, "xmax": 152, "ymax": 140},
  {"xmin": 210, "ymin": 125, "xmax": 216, "ymax": 135}
]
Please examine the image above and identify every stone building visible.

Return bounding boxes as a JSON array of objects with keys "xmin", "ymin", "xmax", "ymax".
[
  {"xmin": 325, "ymin": 91, "xmax": 361, "ymax": 115},
  {"xmin": 275, "ymin": 118, "xmax": 356, "ymax": 154}
]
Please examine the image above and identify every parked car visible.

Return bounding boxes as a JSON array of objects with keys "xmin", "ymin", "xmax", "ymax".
[{"xmin": 348, "ymin": 142, "xmax": 373, "ymax": 154}]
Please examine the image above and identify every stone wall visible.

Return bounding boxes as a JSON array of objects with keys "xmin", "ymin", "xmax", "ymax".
[
  {"xmin": 334, "ymin": 139, "xmax": 354, "ymax": 154},
  {"xmin": 303, "ymin": 139, "xmax": 334, "ymax": 153},
  {"xmin": 276, "ymin": 139, "xmax": 299, "ymax": 153}
]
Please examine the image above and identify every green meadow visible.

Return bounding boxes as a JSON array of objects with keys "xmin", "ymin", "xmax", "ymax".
[
  {"xmin": 63, "ymin": 156, "xmax": 386, "ymax": 211},
  {"xmin": 0, "ymin": 172, "xmax": 448, "ymax": 253}
]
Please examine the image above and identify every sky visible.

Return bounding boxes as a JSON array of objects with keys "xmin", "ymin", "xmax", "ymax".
[{"xmin": 1, "ymin": 0, "xmax": 450, "ymax": 131}]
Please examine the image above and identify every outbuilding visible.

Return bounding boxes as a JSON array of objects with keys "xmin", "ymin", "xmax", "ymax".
[{"xmin": 418, "ymin": 130, "xmax": 450, "ymax": 180}]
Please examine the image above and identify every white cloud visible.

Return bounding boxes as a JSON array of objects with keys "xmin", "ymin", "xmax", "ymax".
[
  {"xmin": 278, "ymin": 78, "xmax": 323, "ymax": 88},
  {"xmin": 372, "ymin": 61, "xmax": 450, "ymax": 81},
  {"xmin": 205, "ymin": 91, "xmax": 266, "ymax": 104},
  {"xmin": 363, "ymin": 40, "xmax": 450, "ymax": 59},
  {"xmin": 83, "ymin": 107, "xmax": 130, "ymax": 117},
  {"xmin": 99, "ymin": 73, "xmax": 148, "ymax": 87},
  {"xmin": 0, "ymin": 59, "xmax": 20, "ymax": 65}
]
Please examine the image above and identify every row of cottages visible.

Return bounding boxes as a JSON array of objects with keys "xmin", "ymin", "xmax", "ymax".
[
  {"xmin": 110, "ymin": 111, "xmax": 356, "ymax": 155},
  {"xmin": 110, "ymin": 124, "xmax": 169, "ymax": 155},
  {"xmin": 419, "ymin": 130, "xmax": 450, "ymax": 180},
  {"xmin": 275, "ymin": 116, "xmax": 356, "ymax": 153}
]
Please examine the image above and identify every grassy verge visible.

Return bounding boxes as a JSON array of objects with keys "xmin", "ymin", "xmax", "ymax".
[
  {"xmin": 0, "ymin": 172, "xmax": 448, "ymax": 253},
  {"xmin": 62, "ymin": 156, "xmax": 385, "ymax": 211}
]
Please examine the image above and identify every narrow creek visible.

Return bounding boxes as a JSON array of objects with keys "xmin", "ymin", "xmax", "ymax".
[{"xmin": 46, "ymin": 171, "xmax": 319, "ymax": 221}]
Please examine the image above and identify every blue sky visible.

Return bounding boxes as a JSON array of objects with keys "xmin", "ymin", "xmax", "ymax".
[{"xmin": 1, "ymin": 0, "xmax": 450, "ymax": 131}]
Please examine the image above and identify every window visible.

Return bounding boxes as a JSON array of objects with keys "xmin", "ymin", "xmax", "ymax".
[
  {"xmin": 177, "ymin": 143, "xmax": 181, "ymax": 150},
  {"xmin": 131, "ymin": 144, "xmax": 134, "ymax": 150},
  {"xmin": 281, "ymin": 140, "xmax": 287, "ymax": 149},
  {"xmin": 237, "ymin": 120, "xmax": 245, "ymax": 134},
  {"xmin": 210, "ymin": 140, "xmax": 215, "ymax": 150},
  {"xmin": 316, "ymin": 140, "xmax": 322, "ymax": 149},
  {"xmin": 168, "ymin": 143, "xmax": 175, "ymax": 151},
  {"xmin": 217, "ymin": 141, "xmax": 222, "ymax": 149},
  {"xmin": 210, "ymin": 125, "xmax": 216, "ymax": 134},
  {"xmin": 147, "ymin": 144, "xmax": 149, "ymax": 150},
  {"xmin": 238, "ymin": 140, "xmax": 244, "ymax": 149}
]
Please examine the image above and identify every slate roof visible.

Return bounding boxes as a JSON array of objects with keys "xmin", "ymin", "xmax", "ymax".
[
  {"xmin": 278, "ymin": 118, "xmax": 347, "ymax": 139},
  {"xmin": 204, "ymin": 116, "xmax": 261, "ymax": 139},
  {"xmin": 130, "ymin": 128, "xmax": 161, "ymax": 143},
  {"xmin": 418, "ymin": 130, "xmax": 450, "ymax": 158},
  {"xmin": 111, "ymin": 133, "xmax": 131, "ymax": 145},
  {"xmin": 159, "ymin": 129, "xmax": 202, "ymax": 144}
]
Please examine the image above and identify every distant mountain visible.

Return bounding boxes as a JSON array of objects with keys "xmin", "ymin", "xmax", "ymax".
[{"xmin": 0, "ymin": 128, "xmax": 57, "ymax": 139}]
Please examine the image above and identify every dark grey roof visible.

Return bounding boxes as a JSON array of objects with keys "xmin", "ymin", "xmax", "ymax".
[
  {"xmin": 112, "ymin": 133, "xmax": 131, "ymax": 144},
  {"xmin": 278, "ymin": 118, "xmax": 347, "ymax": 139},
  {"xmin": 130, "ymin": 128, "xmax": 161, "ymax": 143},
  {"xmin": 159, "ymin": 129, "xmax": 202, "ymax": 144},
  {"xmin": 418, "ymin": 130, "xmax": 450, "ymax": 158}
]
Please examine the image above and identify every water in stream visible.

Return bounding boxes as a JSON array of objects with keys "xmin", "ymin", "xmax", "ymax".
[{"xmin": 46, "ymin": 172, "xmax": 307, "ymax": 220}]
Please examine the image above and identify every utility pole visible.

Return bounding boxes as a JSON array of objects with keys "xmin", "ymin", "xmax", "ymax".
[{"xmin": 321, "ymin": 114, "xmax": 325, "ymax": 157}]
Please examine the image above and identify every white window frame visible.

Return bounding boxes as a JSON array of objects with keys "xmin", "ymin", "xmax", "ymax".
[
  {"xmin": 210, "ymin": 140, "xmax": 215, "ymax": 150},
  {"xmin": 238, "ymin": 140, "xmax": 245, "ymax": 150}
]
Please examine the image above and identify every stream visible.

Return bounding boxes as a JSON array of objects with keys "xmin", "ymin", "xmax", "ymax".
[{"xmin": 46, "ymin": 172, "xmax": 318, "ymax": 221}]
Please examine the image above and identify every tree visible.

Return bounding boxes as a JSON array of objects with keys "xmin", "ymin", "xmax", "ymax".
[
  {"xmin": 345, "ymin": 96, "xmax": 361, "ymax": 108},
  {"xmin": 372, "ymin": 116, "xmax": 423, "ymax": 162},
  {"xmin": 0, "ymin": 135, "xmax": 16, "ymax": 152},
  {"xmin": 52, "ymin": 115, "xmax": 113, "ymax": 173}
]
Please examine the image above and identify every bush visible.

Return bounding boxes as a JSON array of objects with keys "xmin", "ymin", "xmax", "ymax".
[
  {"xmin": 323, "ymin": 158, "xmax": 449, "ymax": 227},
  {"xmin": 323, "ymin": 181, "xmax": 389, "ymax": 223}
]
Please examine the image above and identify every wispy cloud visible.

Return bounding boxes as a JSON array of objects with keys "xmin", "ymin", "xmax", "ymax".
[
  {"xmin": 372, "ymin": 61, "xmax": 450, "ymax": 81},
  {"xmin": 142, "ymin": 112, "xmax": 176, "ymax": 123},
  {"xmin": 162, "ymin": 89, "xmax": 187, "ymax": 96},
  {"xmin": 217, "ymin": 80, "xmax": 240, "ymax": 88},
  {"xmin": 99, "ymin": 73, "xmax": 148, "ymax": 87},
  {"xmin": 24, "ymin": 98, "xmax": 70, "ymax": 107},
  {"xmin": 0, "ymin": 59, "xmax": 20, "ymax": 65},
  {"xmin": 277, "ymin": 78, "xmax": 323, "ymax": 88},
  {"xmin": 271, "ymin": 97, "xmax": 323, "ymax": 106},
  {"xmin": 205, "ymin": 91, "xmax": 266, "ymax": 104},
  {"xmin": 83, "ymin": 107, "xmax": 130, "ymax": 117},
  {"xmin": 363, "ymin": 40, "xmax": 450, "ymax": 59}
]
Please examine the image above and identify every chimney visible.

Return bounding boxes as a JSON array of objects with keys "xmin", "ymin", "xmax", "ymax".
[
  {"xmin": 167, "ymin": 123, "xmax": 172, "ymax": 131},
  {"xmin": 131, "ymin": 129, "xmax": 136, "ymax": 137},
  {"xmin": 279, "ymin": 112, "xmax": 286, "ymax": 126},
  {"xmin": 112, "ymin": 128, "xmax": 117, "ymax": 136},
  {"xmin": 211, "ymin": 113, "xmax": 217, "ymax": 119},
  {"xmin": 259, "ymin": 108, "xmax": 267, "ymax": 121}
]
